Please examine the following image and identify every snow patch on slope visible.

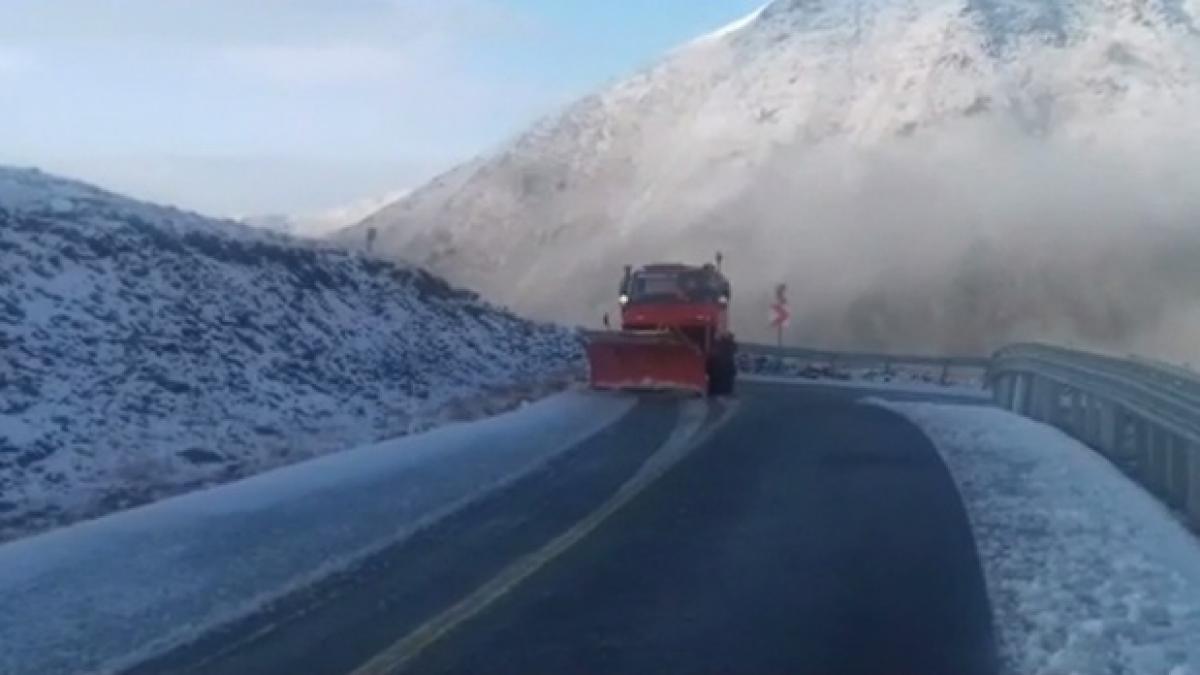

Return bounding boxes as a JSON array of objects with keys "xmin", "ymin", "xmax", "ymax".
[
  {"xmin": 880, "ymin": 402, "xmax": 1200, "ymax": 675},
  {"xmin": 690, "ymin": 4, "xmax": 769, "ymax": 45},
  {"xmin": 0, "ymin": 166, "xmax": 581, "ymax": 543}
]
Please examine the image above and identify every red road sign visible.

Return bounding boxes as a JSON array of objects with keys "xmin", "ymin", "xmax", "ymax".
[
  {"xmin": 771, "ymin": 283, "xmax": 790, "ymax": 328},
  {"xmin": 770, "ymin": 302, "xmax": 791, "ymax": 328}
]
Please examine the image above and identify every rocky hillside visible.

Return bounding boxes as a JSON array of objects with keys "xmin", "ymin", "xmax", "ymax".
[
  {"xmin": 343, "ymin": 0, "xmax": 1200, "ymax": 358},
  {"xmin": 0, "ymin": 167, "xmax": 580, "ymax": 542}
]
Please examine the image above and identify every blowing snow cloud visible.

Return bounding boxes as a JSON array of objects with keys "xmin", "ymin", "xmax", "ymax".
[{"xmin": 346, "ymin": 0, "xmax": 1200, "ymax": 361}]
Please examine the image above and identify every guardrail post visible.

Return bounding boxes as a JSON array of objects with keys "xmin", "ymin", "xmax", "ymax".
[
  {"xmin": 1185, "ymin": 444, "xmax": 1195, "ymax": 528},
  {"xmin": 1167, "ymin": 436, "xmax": 1189, "ymax": 510},
  {"xmin": 1139, "ymin": 422, "xmax": 1156, "ymax": 489},
  {"xmin": 1044, "ymin": 378, "xmax": 1061, "ymax": 424},
  {"xmin": 1158, "ymin": 430, "xmax": 1174, "ymax": 501},
  {"xmin": 1077, "ymin": 393, "xmax": 1090, "ymax": 443},
  {"xmin": 1059, "ymin": 386, "xmax": 1075, "ymax": 430},
  {"xmin": 1163, "ymin": 431, "xmax": 1178, "ymax": 502},
  {"xmin": 1012, "ymin": 373, "xmax": 1029, "ymax": 415},
  {"xmin": 1049, "ymin": 383, "xmax": 1069, "ymax": 428},
  {"xmin": 1024, "ymin": 375, "xmax": 1039, "ymax": 419},
  {"xmin": 1095, "ymin": 400, "xmax": 1119, "ymax": 456},
  {"xmin": 1146, "ymin": 426, "xmax": 1170, "ymax": 496},
  {"xmin": 1040, "ymin": 379, "xmax": 1055, "ymax": 424},
  {"xmin": 991, "ymin": 374, "xmax": 1012, "ymax": 410},
  {"xmin": 1087, "ymin": 396, "xmax": 1100, "ymax": 443},
  {"xmin": 1097, "ymin": 400, "xmax": 1111, "ymax": 448},
  {"xmin": 1028, "ymin": 376, "xmax": 1051, "ymax": 423},
  {"xmin": 1123, "ymin": 415, "xmax": 1149, "ymax": 477}
]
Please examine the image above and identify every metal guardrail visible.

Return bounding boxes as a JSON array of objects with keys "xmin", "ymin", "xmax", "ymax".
[
  {"xmin": 989, "ymin": 343, "xmax": 1200, "ymax": 531},
  {"xmin": 742, "ymin": 343, "xmax": 990, "ymax": 367},
  {"xmin": 739, "ymin": 343, "xmax": 990, "ymax": 383},
  {"xmin": 739, "ymin": 340, "xmax": 1200, "ymax": 530}
]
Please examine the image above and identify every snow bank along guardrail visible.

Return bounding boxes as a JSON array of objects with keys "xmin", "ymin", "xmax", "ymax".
[
  {"xmin": 739, "ymin": 343, "xmax": 991, "ymax": 383},
  {"xmin": 989, "ymin": 343, "xmax": 1200, "ymax": 531}
]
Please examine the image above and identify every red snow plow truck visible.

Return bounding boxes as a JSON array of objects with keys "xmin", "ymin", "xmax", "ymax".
[{"xmin": 586, "ymin": 260, "xmax": 737, "ymax": 397}]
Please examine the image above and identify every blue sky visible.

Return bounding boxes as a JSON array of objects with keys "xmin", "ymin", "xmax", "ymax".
[{"xmin": 0, "ymin": 1, "xmax": 762, "ymax": 216}]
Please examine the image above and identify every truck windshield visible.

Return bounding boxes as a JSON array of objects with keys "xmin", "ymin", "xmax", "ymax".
[
  {"xmin": 629, "ymin": 269, "xmax": 729, "ymax": 303},
  {"xmin": 631, "ymin": 273, "xmax": 683, "ymax": 300}
]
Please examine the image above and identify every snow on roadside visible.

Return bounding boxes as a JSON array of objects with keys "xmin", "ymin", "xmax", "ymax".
[
  {"xmin": 742, "ymin": 373, "xmax": 990, "ymax": 399},
  {"xmin": 877, "ymin": 402, "xmax": 1200, "ymax": 675},
  {"xmin": 738, "ymin": 353, "xmax": 985, "ymax": 390},
  {"xmin": 0, "ymin": 390, "xmax": 635, "ymax": 675}
]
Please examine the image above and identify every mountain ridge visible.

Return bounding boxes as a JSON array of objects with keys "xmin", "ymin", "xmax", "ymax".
[{"xmin": 340, "ymin": 0, "xmax": 1200, "ymax": 357}]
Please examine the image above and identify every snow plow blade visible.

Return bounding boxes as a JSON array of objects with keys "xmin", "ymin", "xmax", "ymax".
[{"xmin": 585, "ymin": 331, "xmax": 707, "ymax": 395}]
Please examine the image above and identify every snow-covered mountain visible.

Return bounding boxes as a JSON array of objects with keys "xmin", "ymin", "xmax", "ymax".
[
  {"xmin": 0, "ymin": 167, "xmax": 580, "ymax": 542},
  {"xmin": 344, "ymin": 0, "xmax": 1200, "ymax": 358}
]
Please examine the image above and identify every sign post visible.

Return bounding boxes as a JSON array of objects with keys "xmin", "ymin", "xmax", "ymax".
[{"xmin": 769, "ymin": 283, "xmax": 790, "ymax": 348}]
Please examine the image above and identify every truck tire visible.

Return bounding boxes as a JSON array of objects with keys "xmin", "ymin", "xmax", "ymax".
[
  {"xmin": 706, "ymin": 362, "xmax": 723, "ymax": 397},
  {"xmin": 707, "ymin": 355, "xmax": 736, "ymax": 397},
  {"xmin": 721, "ymin": 354, "xmax": 737, "ymax": 396}
]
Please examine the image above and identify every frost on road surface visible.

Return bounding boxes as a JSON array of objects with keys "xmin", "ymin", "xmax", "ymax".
[
  {"xmin": 0, "ymin": 390, "xmax": 634, "ymax": 675},
  {"xmin": 880, "ymin": 402, "xmax": 1200, "ymax": 675}
]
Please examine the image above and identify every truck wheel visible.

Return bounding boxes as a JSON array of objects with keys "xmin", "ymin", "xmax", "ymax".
[
  {"xmin": 708, "ymin": 357, "xmax": 735, "ymax": 397},
  {"xmin": 721, "ymin": 355, "xmax": 737, "ymax": 396},
  {"xmin": 706, "ymin": 363, "xmax": 722, "ymax": 397}
]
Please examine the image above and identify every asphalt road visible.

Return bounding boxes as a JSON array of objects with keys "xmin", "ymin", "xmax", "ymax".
[{"xmin": 129, "ymin": 381, "xmax": 997, "ymax": 675}]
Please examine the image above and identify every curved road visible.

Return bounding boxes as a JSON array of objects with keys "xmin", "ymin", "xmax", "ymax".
[{"xmin": 130, "ymin": 381, "xmax": 997, "ymax": 675}]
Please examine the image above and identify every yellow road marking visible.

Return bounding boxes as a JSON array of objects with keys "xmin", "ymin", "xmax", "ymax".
[{"xmin": 349, "ymin": 398, "xmax": 738, "ymax": 675}]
